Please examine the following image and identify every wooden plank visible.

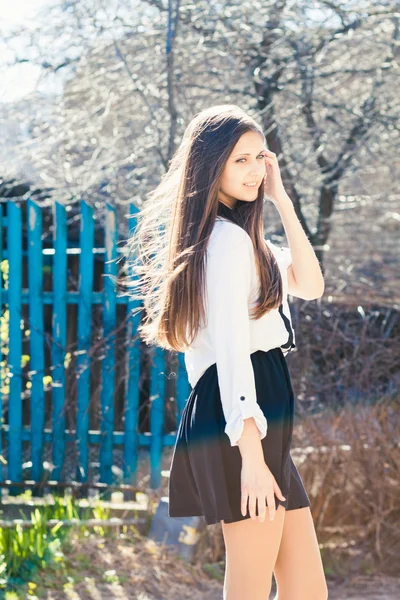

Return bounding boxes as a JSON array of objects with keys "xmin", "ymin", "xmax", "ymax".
[
  {"xmin": 1, "ymin": 425, "xmax": 178, "ymax": 447},
  {"xmin": 99, "ymin": 204, "xmax": 117, "ymax": 486},
  {"xmin": 7, "ymin": 200, "xmax": 23, "ymax": 491},
  {"xmin": 0, "ymin": 290, "xmax": 131, "ymax": 305},
  {"xmin": 124, "ymin": 204, "xmax": 142, "ymax": 487},
  {"xmin": 0, "ymin": 479, "xmax": 140, "ymax": 492},
  {"xmin": 0, "ymin": 203, "xmax": 3, "ymax": 498},
  {"xmin": 51, "ymin": 202, "xmax": 68, "ymax": 480},
  {"xmin": 76, "ymin": 200, "xmax": 94, "ymax": 483},
  {"xmin": 0, "ymin": 246, "xmax": 132, "ymax": 259},
  {"xmin": 0, "ymin": 517, "xmax": 146, "ymax": 529},
  {"xmin": 149, "ymin": 346, "xmax": 166, "ymax": 489},
  {"xmin": 27, "ymin": 200, "xmax": 45, "ymax": 484}
]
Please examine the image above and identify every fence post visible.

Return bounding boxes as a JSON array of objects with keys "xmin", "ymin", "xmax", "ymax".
[
  {"xmin": 7, "ymin": 200, "xmax": 23, "ymax": 494},
  {"xmin": 51, "ymin": 202, "xmax": 68, "ymax": 482},
  {"xmin": 99, "ymin": 204, "xmax": 117, "ymax": 488},
  {"xmin": 76, "ymin": 200, "xmax": 94, "ymax": 486},
  {"xmin": 0, "ymin": 203, "xmax": 3, "ymax": 499},
  {"xmin": 150, "ymin": 346, "xmax": 166, "ymax": 489},
  {"xmin": 27, "ymin": 199, "xmax": 45, "ymax": 488},
  {"xmin": 123, "ymin": 204, "xmax": 142, "ymax": 494}
]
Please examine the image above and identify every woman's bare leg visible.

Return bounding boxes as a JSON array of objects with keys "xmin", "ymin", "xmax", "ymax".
[
  {"xmin": 221, "ymin": 504, "xmax": 286, "ymax": 600},
  {"xmin": 273, "ymin": 506, "xmax": 328, "ymax": 600}
]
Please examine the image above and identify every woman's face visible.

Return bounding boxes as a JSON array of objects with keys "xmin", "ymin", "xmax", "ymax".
[{"xmin": 218, "ymin": 130, "xmax": 267, "ymax": 209}]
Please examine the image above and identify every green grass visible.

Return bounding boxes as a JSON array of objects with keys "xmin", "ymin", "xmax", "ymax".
[{"xmin": 0, "ymin": 494, "xmax": 111, "ymax": 597}]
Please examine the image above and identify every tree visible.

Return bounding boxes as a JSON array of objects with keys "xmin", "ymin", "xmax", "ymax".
[{"xmin": 1, "ymin": 0, "xmax": 398, "ymax": 275}]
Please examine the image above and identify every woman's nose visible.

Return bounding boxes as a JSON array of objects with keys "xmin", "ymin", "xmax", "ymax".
[{"xmin": 248, "ymin": 166, "xmax": 264, "ymax": 178}]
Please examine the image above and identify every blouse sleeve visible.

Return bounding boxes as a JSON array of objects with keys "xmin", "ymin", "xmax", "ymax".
[
  {"xmin": 205, "ymin": 227, "xmax": 268, "ymax": 447},
  {"xmin": 265, "ymin": 239, "xmax": 292, "ymax": 270}
]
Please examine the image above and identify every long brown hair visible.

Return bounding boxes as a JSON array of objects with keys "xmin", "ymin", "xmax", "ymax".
[{"xmin": 125, "ymin": 104, "xmax": 283, "ymax": 352}]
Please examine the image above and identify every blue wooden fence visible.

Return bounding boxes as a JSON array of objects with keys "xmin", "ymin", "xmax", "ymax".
[{"xmin": 0, "ymin": 199, "xmax": 191, "ymax": 496}]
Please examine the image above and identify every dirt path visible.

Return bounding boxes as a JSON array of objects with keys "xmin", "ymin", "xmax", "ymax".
[
  {"xmin": 41, "ymin": 575, "xmax": 400, "ymax": 600},
  {"xmin": 23, "ymin": 526, "xmax": 399, "ymax": 599},
  {"xmin": 325, "ymin": 574, "xmax": 400, "ymax": 600}
]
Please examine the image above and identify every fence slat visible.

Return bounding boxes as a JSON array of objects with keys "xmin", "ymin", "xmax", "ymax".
[
  {"xmin": 27, "ymin": 200, "xmax": 45, "ymax": 483},
  {"xmin": 0, "ymin": 203, "xmax": 3, "ymax": 498},
  {"xmin": 7, "ymin": 200, "xmax": 23, "ymax": 491},
  {"xmin": 149, "ymin": 346, "xmax": 166, "ymax": 489},
  {"xmin": 99, "ymin": 204, "xmax": 117, "ymax": 485},
  {"xmin": 51, "ymin": 202, "xmax": 68, "ymax": 480},
  {"xmin": 76, "ymin": 200, "xmax": 94, "ymax": 483},
  {"xmin": 124, "ymin": 204, "xmax": 142, "ymax": 487}
]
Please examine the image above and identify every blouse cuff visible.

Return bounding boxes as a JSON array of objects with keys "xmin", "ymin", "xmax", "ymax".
[{"xmin": 224, "ymin": 400, "xmax": 268, "ymax": 447}]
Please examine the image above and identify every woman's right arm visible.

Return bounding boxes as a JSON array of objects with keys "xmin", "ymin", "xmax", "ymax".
[
  {"xmin": 206, "ymin": 225, "xmax": 267, "ymax": 448},
  {"xmin": 206, "ymin": 225, "xmax": 286, "ymax": 522}
]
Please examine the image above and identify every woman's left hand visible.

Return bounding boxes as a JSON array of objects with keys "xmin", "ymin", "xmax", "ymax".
[{"xmin": 263, "ymin": 150, "xmax": 287, "ymax": 206}]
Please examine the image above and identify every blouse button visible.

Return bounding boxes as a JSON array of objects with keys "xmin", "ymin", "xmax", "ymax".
[{"xmin": 240, "ymin": 395, "xmax": 245, "ymax": 401}]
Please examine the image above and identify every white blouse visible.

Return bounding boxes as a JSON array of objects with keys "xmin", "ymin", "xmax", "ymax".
[{"xmin": 184, "ymin": 216, "xmax": 296, "ymax": 447}]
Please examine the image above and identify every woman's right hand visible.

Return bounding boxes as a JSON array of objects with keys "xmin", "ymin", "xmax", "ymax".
[{"xmin": 240, "ymin": 459, "xmax": 286, "ymax": 523}]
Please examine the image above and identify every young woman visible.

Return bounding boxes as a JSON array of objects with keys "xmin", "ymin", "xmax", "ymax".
[{"xmin": 130, "ymin": 105, "xmax": 328, "ymax": 599}]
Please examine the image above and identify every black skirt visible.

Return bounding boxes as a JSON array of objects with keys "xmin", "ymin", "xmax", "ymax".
[{"xmin": 168, "ymin": 347, "xmax": 311, "ymax": 526}]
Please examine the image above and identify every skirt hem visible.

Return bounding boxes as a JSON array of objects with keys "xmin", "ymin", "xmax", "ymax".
[{"xmin": 168, "ymin": 496, "xmax": 311, "ymax": 526}]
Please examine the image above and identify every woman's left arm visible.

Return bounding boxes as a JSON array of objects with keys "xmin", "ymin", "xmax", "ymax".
[{"xmin": 263, "ymin": 150, "xmax": 325, "ymax": 301}]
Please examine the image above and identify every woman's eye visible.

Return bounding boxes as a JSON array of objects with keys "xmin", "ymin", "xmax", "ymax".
[{"xmin": 236, "ymin": 155, "xmax": 265, "ymax": 163}]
